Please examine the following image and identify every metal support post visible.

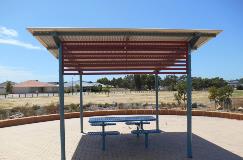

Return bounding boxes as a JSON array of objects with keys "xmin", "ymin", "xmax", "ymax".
[
  {"xmin": 187, "ymin": 47, "xmax": 192, "ymax": 158},
  {"xmin": 155, "ymin": 73, "xmax": 159, "ymax": 130},
  {"xmin": 80, "ymin": 75, "xmax": 83, "ymax": 133},
  {"xmin": 59, "ymin": 44, "xmax": 66, "ymax": 160}
]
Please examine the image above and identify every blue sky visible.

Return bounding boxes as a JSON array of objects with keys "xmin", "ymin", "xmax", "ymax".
[{"xmin": 0, "ymin": 0, "xmax": 242, "ymax": 83}]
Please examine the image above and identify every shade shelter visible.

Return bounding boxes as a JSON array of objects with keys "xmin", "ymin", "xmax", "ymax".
[{"xmin": 28, "ymin": 28, "xmax": 221, "ymax": 160}]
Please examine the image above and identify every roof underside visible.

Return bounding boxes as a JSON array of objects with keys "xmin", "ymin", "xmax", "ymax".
[{"xmin": 28, "ymin": 28, "xmax": 221, "ymax": 75}]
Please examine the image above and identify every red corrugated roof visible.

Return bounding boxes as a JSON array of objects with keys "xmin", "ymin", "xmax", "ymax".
[{"xmin": 14, "ymin": 80, "xmax": 57, "ymax": 88}]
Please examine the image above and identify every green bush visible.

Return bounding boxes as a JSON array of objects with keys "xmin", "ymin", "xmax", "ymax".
[
  {"xmin": 0, "ymin": 109, "xmax": 9, "ymax": 120},
  {"xmin": 10, "ymin": 106, "xmax": 34, "ymax": 117},
  {"xmin": 32, "ymin": 105, "xmax": 40, "ymax": 111},
  {"xmin": 192, "ymin": 103, "xmax": 198, "ymax": 108},
  {"xmin": 69, "ymin": 103, "xmax": 79, "ymax": 112},
  {"xmin": 237, "ymin": 85, "xmax": 243, "ymax": 90},
  {"xmin": 44, "ymin": 103, "xmax": 58, "ymax": 114}
]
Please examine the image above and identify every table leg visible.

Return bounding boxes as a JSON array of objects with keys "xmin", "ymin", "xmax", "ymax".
[
  {"xmin": 140, "ymin": 121, "xmax": 144, "ymax": 130},
  {"xmin": 102, "ymin": 122, "xmax": 105, "ymax": 151},
  {"xmin": 136, "ymin": 126, "xmax": 139, "ymax": 138},
  {"xmin": 145, "ymin": 133, "xmax": 148, "ymax": 148},
  {"xmin": 102, "ymin": 134, "xmax": 106, "ymax": 151}
]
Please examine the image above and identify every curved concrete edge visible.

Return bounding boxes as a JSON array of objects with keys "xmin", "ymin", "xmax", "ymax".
[{"xmin": 0, "ymin": 109, "xmax": 243, "ymax": 128}]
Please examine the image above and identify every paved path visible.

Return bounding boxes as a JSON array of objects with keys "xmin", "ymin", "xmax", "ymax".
[{"xmin": 0, "ymin": 115, "xmax": 243, "ymax": 160}]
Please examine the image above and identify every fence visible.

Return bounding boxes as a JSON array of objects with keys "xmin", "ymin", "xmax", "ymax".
[{"xmin": 0, "ymin": 90, "xmax": 156, "ymax": 99}]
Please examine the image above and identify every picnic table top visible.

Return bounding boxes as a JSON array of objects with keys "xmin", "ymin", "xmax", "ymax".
[{"xmin": 89, "ymin": 116, "xmax": 156, "ymax": 123}]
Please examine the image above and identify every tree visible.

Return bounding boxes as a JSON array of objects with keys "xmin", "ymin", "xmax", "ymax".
[
  {"xmin": 208, "ymin": 87, "xmax": 218, "ymax": 108},
  {"xmin": 91, "ymin": 85, "xmax": 102, "ymax": 92},
  {"xmin": 162, "ymin": 75, "xmax": 178, "ymax": 91},
  {"xmin": 97, "ymin": 77, "xmax": 110, "ymax": 85},
  {"xmin": 5, "ymin": 81, "xmax": 13, "ymax": 94},
  {"xmin": 123, "ymin": 75, "xmax": 135, "ymax": 89},
  {"xmin": 174, "ymin": 81, "xmax": 187, "ymax": 109},
  {"xmin": 239, "ymin": 78, "xmax": 243, "ymax": 84},
  {"xmin": 75, "ymin": 84, "xmax": 80, "ymax": 92},
  {"xmin": 210, "ymin": 77, "xmax": 227, "ymax": 88},
  {"xmin": 208, "ymin": 86, "xmax": 233, "ymax": 110},
  {"xmin": 147, "ymin": 75, "xmax": 156, "ymax": 90},
  {"xmin": 134, "ymin": 75, "xmax": 142, "ymax": 90},
  {"xmin": 192, "ymin": 77, "xmax": 204, "ymax": 90}
]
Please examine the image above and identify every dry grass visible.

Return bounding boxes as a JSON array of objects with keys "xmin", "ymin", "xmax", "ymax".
[
  {"xmin": 0, "ymin": 91, "xmax": 210, "ymax": 109},
  {"xmin": 1, "ymin": 90, "xmax": 243, "ymax": 109}
]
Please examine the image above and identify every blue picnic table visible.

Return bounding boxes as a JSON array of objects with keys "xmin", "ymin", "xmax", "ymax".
[
  {"xmin": 88, "ymin": 116, "xmax": 160, "ymax": 150},
  {"xmin": 89, "ymin": 116, "xmax": 156, "ymax": 123}
]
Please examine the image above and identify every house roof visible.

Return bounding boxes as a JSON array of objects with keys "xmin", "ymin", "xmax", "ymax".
[{"xmin": 14, "ymin": 80, "xmax": 57, "ymax": 88}]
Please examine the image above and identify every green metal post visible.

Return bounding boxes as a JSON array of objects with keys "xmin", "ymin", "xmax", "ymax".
[
  {"xmin": 58, "ymin": 44, "xmax": 66, "ymax": 160},
  {"xmin": 80, "ymin": 75, "xmax": 83, "ymax": 133},
  {"xmin": 187, "ymin": 47, "xmax": 192, "ymax": 158},
  {"xmin": 155, "ymin": 73, "xmax": 159, "ymax": 130}
]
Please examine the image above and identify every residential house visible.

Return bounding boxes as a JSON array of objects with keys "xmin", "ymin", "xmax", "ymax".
[{"xmin": 13, "ymin": 80, "xmax": 58, "ymax": 94}]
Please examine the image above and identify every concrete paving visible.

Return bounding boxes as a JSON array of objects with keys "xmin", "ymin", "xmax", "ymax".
[{"xmin": 0, "ymin": 115, "xmax": 243, "ymax": 160}]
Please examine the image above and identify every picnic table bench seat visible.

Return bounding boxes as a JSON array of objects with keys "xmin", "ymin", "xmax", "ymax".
[
  {"xmin": 131, "ymin": 129, "xmax": 162, "ymax": 148},
  {"xmin": 90, "ymin": 122, "xmax": 116, "ymax": 126},
  {"xmin": 125, "ymin": 121, "xmax": 150, "ymax": 125},
  {"xmin": 88, "ymin": 131, "xmax": 120, "ymax": 136},
  {"xmin": 131, "ymin": 129, "xmax": 161, "ymax": 134},
  {"xmin": 126, "ymin": 121, "xmax": 151, "ymax": 137}
]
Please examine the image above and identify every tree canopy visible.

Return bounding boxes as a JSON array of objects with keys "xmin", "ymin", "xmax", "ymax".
[
  {"xmin": 208, "ymin": 86, "xmax": 234, "ymax": 110},
  {"xmin": 5, "ymin": 81, "xmax": 13, "ymax": 94},
  {"xmin": 97, "ymin": 75, "xmax": 228, "ymax": 91}
]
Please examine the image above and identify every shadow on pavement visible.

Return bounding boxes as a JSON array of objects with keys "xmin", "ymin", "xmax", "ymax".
[{"xmin": 72, "ymin": 132, "xmax": 242, "ymax": 160}]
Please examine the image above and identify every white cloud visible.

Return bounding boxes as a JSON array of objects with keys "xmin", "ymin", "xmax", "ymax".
[
  {"xmin": 0, "ymin": 26, "xmax": 42, "ymax": 50},
  {"xmin": 0, "ymin": 38, "xmax": 42, "ymax": 50},
  {"xmin": 0, "ymin": 65, "xmax": 57, "ymax": 82},
  {"xmin": 0, "ymin": 26, "xmax": 18, "ymax": 37}
]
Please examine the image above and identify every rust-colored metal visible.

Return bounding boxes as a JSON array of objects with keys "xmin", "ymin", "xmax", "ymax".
[
  {"xmin": 63, "ymin": 71, "xmax": 187, "ymax": 75},
  {"xmin": 61, "ymin": 41, "xmax": 188, "ymax": 75}
]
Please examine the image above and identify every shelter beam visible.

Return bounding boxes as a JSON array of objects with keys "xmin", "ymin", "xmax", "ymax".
[
  {"xmin": 189, "ymin": 33, "xmax": 201, "ymax": 50},
  {"xmin": 52, "ymin": 32, "xmax": 61, "ymax": 49}
]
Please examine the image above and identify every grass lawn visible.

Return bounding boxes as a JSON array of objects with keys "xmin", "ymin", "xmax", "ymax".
[{"xmin": 232, "ymin": 90, "xmax": 243, "ymax": 97}]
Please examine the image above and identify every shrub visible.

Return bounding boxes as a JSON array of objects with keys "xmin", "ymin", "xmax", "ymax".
[
  {"xmin": 10, "ymin": 106, "xmax": 34, "ymax": 117},
  {"xmin": 44, "ymin": 103, "xmax": 58, "ymax": 114},
  {"xmin": 236, "ymin": 85, "xmax": 243, "ymax": 90},
  {"xmin": 69, "ymin": 103, "xmax": 79, "ymax": 112},
  {"xmin": 104, "ymin": 103, "xmax": 111, "ymax": 108},
  {"xmin": 32, "ymin": 105, "xmax": 40, "ymax": 111},
  {"xmin": 171, "ymin": 103, "xmax": 177, "ymax": 108},
  {"xmin": 83, "ymin": 103, "xmax": 92, "ymax": 110},
  {"xmin": 118, "ymin": 103, "xmax": 125, "ymax": 109},
  {"xmin": 0, "ymin": 109, "xmax": 9, "ymax": 120},
  {"xmin": 192, "ymin": 103, "xmax": 198, "ymax": 108}
]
